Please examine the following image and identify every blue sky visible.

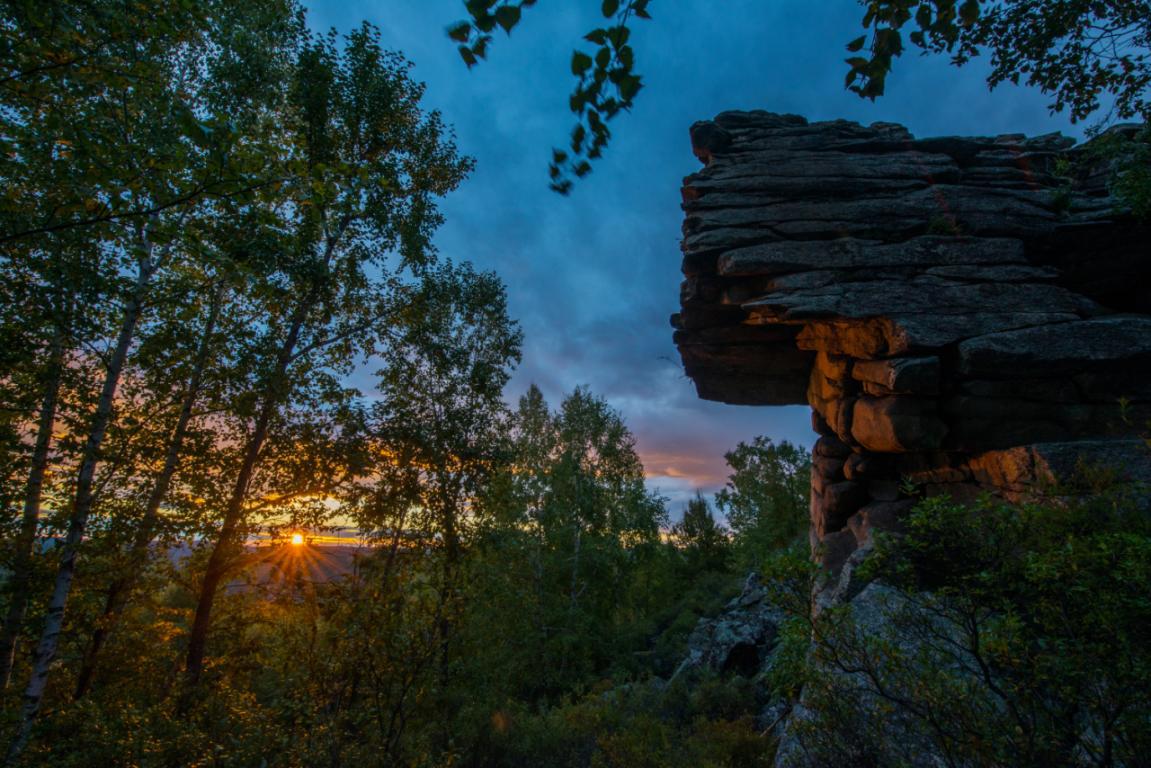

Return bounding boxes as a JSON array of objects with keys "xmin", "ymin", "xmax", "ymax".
[{"xmin": 307, "ymin": 0, "xmax": 1092, "ymax": 513}]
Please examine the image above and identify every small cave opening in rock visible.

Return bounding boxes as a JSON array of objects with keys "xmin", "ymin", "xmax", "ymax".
[{"xmin": 721, "ymin": 642, "xmax": 761, "ymax": 677}]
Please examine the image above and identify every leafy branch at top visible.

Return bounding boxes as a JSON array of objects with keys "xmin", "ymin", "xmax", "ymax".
[
  {"xmin": 448, "ymin": 0, "xmax": 651, "ymax": 194},
  {"xmin": 846, "ymin": 0, "xmax": 1151, "ymax": 123},
  {"xmin": 448, "ymin": 1, "xmax": 1150, "ymax": 194}
]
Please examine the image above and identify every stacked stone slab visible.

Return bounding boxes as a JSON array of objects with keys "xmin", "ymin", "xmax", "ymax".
[{"xmin": 674, "ymin": 111, "xmax": 1151, "ymax": 577}]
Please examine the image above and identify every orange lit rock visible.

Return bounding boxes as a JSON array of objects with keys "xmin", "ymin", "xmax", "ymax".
[
  {"xmin": 851, "ymin": 397, "xmax": 947, "ymax": 453},
  {"xmin": 674, "ymin": 110, "xmax": 1150, "ymax": 584}
]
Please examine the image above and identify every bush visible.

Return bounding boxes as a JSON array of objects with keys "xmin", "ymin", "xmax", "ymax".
[{"xmin": 788, "ymin": 486, "xmax": 1151, "ymax": 767}]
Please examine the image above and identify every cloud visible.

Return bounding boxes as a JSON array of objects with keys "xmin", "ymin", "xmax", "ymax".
[{"xmin": 307, "ymin": 0, "xmax": 1091, "ymax": 499}]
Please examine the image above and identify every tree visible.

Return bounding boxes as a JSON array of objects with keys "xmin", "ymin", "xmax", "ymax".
[
  {"xmin": 714, "ymin": 437, "xmax": 809, "ymax": 567},
  {"xmin": 181, "ymin": 21, "xmax": 472, "ymax": 691},
  {"xmin": 210, "ymin": 263, "xmax": 523, "ymax": 768},
  {"xmin": 370, "ymin": 260, "xmax": 522, "ymax": 570},
  {"xmin": 368, "ymin": 260, "xmax": 521, "ymax": 739},
  {"xmin": 446, "ymin": 0, "xmax": 1151, "ymax": 192},
  {"xmin": 785, "ymin": 487, "xmax": 1151, "ymax": 766},
  {"xmin": 71, "ymin": 279, "xmax": 228, "ymax": 700},
  {"xmin": 846, "ymin": 0, "xmax": 1151, "ymax": 123},
  {"xmin": 0, "ymin": 0, "xmax": 299, "ymax": 244},
  {"xmin": 671, "ymin": 493, "xmax": 731, "ymax": 574},
  {"xmin": 468, "ymin": 385, "xmax": 668, "ymax": 697},
  {"xmin": 1, "ymin": 0, "xmax": 303, "ymax": 757}
]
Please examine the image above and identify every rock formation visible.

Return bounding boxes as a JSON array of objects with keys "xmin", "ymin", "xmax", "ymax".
[
  {"xmin": 673, "ymin": 573, "xmax": 783, "ymax": 681},
  {"xmin": 674, "ymin": 111, "xmax": 1151, "ymax": 578}
]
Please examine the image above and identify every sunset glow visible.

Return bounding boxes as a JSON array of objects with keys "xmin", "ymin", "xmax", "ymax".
[{"xmin": 290, "ymin": 533, "xmax": 304, "ymax": 546}]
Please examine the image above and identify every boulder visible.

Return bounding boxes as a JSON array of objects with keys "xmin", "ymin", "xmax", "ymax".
[
  {"xmin": 966, "ymin": 439, "xmax": 1151, "ymax": 493},
  {"xmin": 815, "ymin": 481, "xmax": 868, "ymax": 535},
  {"xmin": 852, "ymin": 397, "xmax": 947, "ymax": 452},
  {"xmin": 847, "ymin": 500, "xmax": 914, "ymax": 544},
  {"xmin": 689, "ymin": 120, "xmax": 732, "ymax": 163},
  {"xmin": 674, "ymin": 574, "xmax": 784, "ymax": 679},
  {"xmin": 958, "ymin": 316, "xmax": 1151, "ymax": 377},
  {"xmin": 852, "ymin": 356, "xmax": 940, "ymax": 395},
  {"xmin": 817, "ymin": 528, "xmax": 859, "ymax": 575},
  {"xmin": 672, "ymin": 111, "xmax": 1150, "ymax": 768}
]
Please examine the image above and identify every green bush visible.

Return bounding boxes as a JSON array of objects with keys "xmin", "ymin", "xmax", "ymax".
[{"xmin": 789, "ymin": 485, "xmax": 1151, "ymax": 767}]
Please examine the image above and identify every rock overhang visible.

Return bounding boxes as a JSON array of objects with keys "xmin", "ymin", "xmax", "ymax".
[
  {"xmin": 674, "ymin": 111, "xmax": 1150, "ymax": 422},
  {"xmin": 673, "ymin": 110, "xmax": 1151, "ymax": 572}
]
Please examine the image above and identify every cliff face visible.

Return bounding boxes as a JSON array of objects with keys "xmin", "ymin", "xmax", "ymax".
[{"xmin": 674, "ymin": 111, "xmax": 1151, "ymax": 575}]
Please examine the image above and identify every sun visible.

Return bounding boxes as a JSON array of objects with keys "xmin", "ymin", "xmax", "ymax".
[{"xmin": 290, "ymin": 533, "xmax": 304, "ymax": 546}]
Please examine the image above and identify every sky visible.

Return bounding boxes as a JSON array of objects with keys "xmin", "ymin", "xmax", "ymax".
[{"xmin": 306, "ymin": 0, "xmax": 1092, "ymax": 514}]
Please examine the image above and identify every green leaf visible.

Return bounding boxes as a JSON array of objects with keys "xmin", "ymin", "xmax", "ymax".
[
  {"xmin": 571, "ymin": 51, "xmax": 593, "ymax": 75},
  {"xmin": 605, "ymin": 25, "xmax": 629, "ymax": 48},
  {"xmin": 617, "ymin": 44, "xmax": 634, "ymax": 69},
  {"xmin": 494, "ymin": 5, "xmax": 521, "ymax": 34},
  {"xmin": 874, "ymin": 28, "xmax": 903, "ymax": 56},
  {"xmin": 584, "ymin": 28, "xmax": 607, "ymax": 45},
  {"xmin": 846, "ymin": 35, "xmax": 867, "ymax": 53},
  {"xmin": 602, "ymin": 0, "xmax": 620, "ymax": 17},
  {"xmin": 570, "ymin": 124, "xmax": 586, "ymax": 153},
  {"xmin": 915, "ymin": 4, "xmax": 932, "ymax": 30},
  {"xmin": 474, "ymin": 13, "xmax": 497, "ymax": 33},
  {"xmin": 618, "ymin": 74, "xmax": 641, "ymax": 101},
  {"xmin": 465, "ymin": 0, "xmax": 498, "ymax": 16},
  {"xmin": 959, "ymin": 0, "xmax": 980, "ymax": 26},
  {"xmin": 446, "ymin": 21, "xmax": 472, "ymax": 42}
]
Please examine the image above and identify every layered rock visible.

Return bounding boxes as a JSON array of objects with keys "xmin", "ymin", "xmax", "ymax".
[
  {"xmin": 673, "ymin": 573, "xmax": 783, "ymax": 680},
  {"xmin": 673, "ymin": 111, "xmax": 1151, "ymax": 576}
]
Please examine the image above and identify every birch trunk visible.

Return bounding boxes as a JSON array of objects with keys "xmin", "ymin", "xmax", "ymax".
[
  {"xmin": 73, "ymin": 286, "xmax": 224, "ymax": 699},
  {"xmin": 182, "ymin": 223, "xmax": 345, "ymax": 692},
  {"xmin": 0, "ymin": 327, "xmax": 65, "ymax": 688},
  {"xmin": 5, "ymin": 237, "xmax": 157, "ymax": 765},
  {"xmin": 181, "ymin": 294, "xmax": 309, "ymax": 689}
]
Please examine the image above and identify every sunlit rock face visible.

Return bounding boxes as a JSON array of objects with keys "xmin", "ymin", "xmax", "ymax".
[{"xmin": 674, "ymin": 110, "xmax": 1151, "ymax": 577}]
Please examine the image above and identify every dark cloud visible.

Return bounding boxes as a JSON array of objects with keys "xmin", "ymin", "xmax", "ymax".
[{"xmin": 308, "ymin": 0, "xmax": 1091, "ymax": 513}]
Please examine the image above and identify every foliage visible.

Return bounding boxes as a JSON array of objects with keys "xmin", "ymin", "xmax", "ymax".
[
  {"xmin": 447, "ymin": 0, "xmax": 1151, "ymax": 191},
  {"xmin": 0, "ymin": 0, "xmax": 478, "ymax": 759},
  {"xmin": 0, "ymin": 0, "xmax": 303, "ymax": 246},
  {"xmin": 849, "ymin": 0, "xmax": 1151, "ymax": 123},
  {"xmin": 462, "ymin": 386, "xmax": 671, "ymax": 699},
  {"xmin": 448, "ymin": 0, "xmax": 651, "ymax": 193},
  {"xmin": 671, "ymin": 494, "xmax": 731, "ymax": 574},
  {"xmin": 1086, "ymin": 124, "xmax": 1151, "ymax": 220},
  {"xmin": 485, "ymin": 674, "xmax": 774, "ymax": 768},
  {"xmin": 787, "ymin": 487, "xmax": 1151, "ymax": 767},
  {"xmin": 714, "ymin": 437, "xmax": 810, "ymax": 569}
]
